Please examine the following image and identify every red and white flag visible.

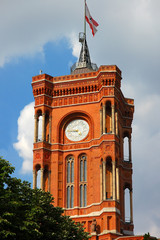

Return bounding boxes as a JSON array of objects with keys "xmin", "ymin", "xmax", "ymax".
[{"xmin": 85, "ymin": 3, "xmax": 99, "ymax": 36}]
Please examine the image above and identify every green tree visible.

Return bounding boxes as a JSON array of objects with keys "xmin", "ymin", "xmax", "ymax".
[
  {"xmin": 143, "ymin": 233, "xmax": 157, "ymax": 240},
  {"xmin": 0, "ymin": 157, "xmax": 90, "ymax": 240}
]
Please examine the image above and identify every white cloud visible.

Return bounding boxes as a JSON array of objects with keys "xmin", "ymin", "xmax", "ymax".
[
  {"xmin": 132, "ymin": 94, "xmax": 160, "ymax": 237},
  {"xmin": 0, "ymin": 0, "xmax": 82, "ymax": 67},
  {"xmin": 68, "ymin": 32, "xmax": 81, "ymax": 59},
  {"xmin": 13, "ymin": 102, "xmax": 34, "ymax": 174}
]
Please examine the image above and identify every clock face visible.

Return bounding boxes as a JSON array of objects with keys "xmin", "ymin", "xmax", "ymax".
[{"xmin": 65, "ymin": 119, "xmax": 89, "ymax": 142}]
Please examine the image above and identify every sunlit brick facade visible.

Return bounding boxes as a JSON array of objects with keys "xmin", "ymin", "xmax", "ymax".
[{"xmin": 32, "ymin": 64, "xmax": 137, "ymax": 240}]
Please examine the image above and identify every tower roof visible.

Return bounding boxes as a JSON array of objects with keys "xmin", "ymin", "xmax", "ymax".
[{"xmin": 71, "ymin": 32, "xmax": 98, "ymax": 74}]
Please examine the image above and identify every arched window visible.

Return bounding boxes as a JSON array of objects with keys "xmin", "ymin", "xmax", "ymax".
[
  {"xmin": 123, "ymin": 183, "xmax": 133, "ymax": 223},
  {"xmin": 35, "ymin": 164, "xmax": 41, "ymax": 188},
  {"xmin": 79, "ymin": 154, "xmax": 87, "ymax": 207},
  {"xmin": 44, "ymin": 165, "xmax": 50, "ymax": 192},
  {"xmin": 123, "ymin": 132, "xmax": 131, "ymax": 162},
  {"xmin": 124, "ymin": 188, "xmax": 130, "ymax": 222},
  {"xmin": 66, "ymin": 156, "xmax": 74, "ymax": 208},
  {"xmin": 124, "ymin": 136, "xmax": 129, "ymax": 161},
  {"xmin": 37, "ymin": 111, "xmax": 42, "ymax": 141}
]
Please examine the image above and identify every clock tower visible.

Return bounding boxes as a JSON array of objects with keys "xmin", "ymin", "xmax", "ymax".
[{"xmin": 32, "ymin": 33, "xmax": 134, "ymax": 240}]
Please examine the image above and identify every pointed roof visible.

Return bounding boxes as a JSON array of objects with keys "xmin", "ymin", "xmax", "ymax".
[
  {"xmin": 71, "ymin": 33, "xmax": 98, "ymax": 74},
  {"xmin": 78, "ymin": 38, "xmax": 91, "ymax": 66}
]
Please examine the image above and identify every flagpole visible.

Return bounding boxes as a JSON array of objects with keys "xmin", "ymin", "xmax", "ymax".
[{"xmin": 84, "ymin": 0, "xmax": 86, "ymax": 38}]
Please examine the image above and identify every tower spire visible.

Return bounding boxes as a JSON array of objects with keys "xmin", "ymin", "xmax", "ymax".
[
  {"xmin": 70, "ymin": 1, "xmax": 98, "ymax": 74},
  {"xmin": 70, "ymin": 33, "xmax": 98, "ymax": 74}
]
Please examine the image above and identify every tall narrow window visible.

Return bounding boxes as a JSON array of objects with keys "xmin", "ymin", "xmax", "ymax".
[
  {"xmin": 71, "ymin": 186, "xmax": 74, "ymax": 208},
  {"xmin": 67, "ymin": 186, "xmax": 70, "ymax": 208},
  {"xmin": 106, "ymin": 157, "xmax": 112, "ymax": 199},
  {"xmin": 124, "ymin": 188, "xmax": 130, "ymax": 222},
  {"xmin": 80, "ymin": 184, "xmax": 83, "ymax": 207},
  {"xmin": 124, "ymin": 136, "xmax": 129, "ymax": 161},
  {"xmin": 67, "ymin": 161, "xmax": 70, "ymax": 183},
  {"xmin": 38, "ymin": 115, "xmax": 42, "ymax": 141},
  {"xmin": 84, "ymin": 184, "xmax": 87, "ymax": 206},
  {"xmin": 35, "ymin": 164, "xmax": 41, "ymax": 189},
  {"xmin": 106, "ymin": 101, "xmax": 111, "ymax": 133},
  {"xmin": 66, "ymin": 156, "xmax": 74, "ymax": 208},
  {"xmin": 71, "ymin": 161, "xmax": 74, "ymax": 182},
  {"xmin": 123, "ymin": 132, "xmax": 130, "ymax": 162},
  {"xmin": 79, "ymin": 154, "xmax": 87, "ymax": 207},
  {"xmin": 44, "ymin": 165, "xmax": 49, "ymax": 192}
]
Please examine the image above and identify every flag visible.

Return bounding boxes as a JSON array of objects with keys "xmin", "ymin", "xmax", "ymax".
[{"xmin": 85, "ymin": 3, "xmax": 99, "ymax": 36}]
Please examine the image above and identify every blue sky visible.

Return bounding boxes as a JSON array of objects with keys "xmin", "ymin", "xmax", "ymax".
[
  {"xmin": 0, "ymin": 39, "xmax": 76, "ymax": 181},
  {"xmin": 0, "ymin": 0, "xmax": 160, "ymax": 237}
]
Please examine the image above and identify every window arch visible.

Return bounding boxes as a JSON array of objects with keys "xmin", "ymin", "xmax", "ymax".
[
  {"xmin": 66, "ymin": 156, "xmax": 74, "ymax": 208},
  {"xmin": 124, "ymin": 136, "xmax": 129, "ymax": 161},
  {"xmin": 34, "ymin": 110, "xmax": 51, "ymax": 143},
  {"xmin": 79, "ymin": 154, "xmax": 87, "ymax": 207},
  {"xmin": 35, "ymin": 164, "xmax": 41, "ymax": 189},
  {"xmin": 37, "ymin": 110, "xmax": 42, "ymax": 142},
  {"xmin": 44, "ymin": 165, "xmax": 50, "ymax": 192},
  {"xmin": 124, "ymin": 183, "xmax": 133, "ymax": 223},
  {"xmin": 123, "ymin": 132, "xmax": 131, "ymax": 162},
  {"xmin": 124, "ymin": 188, "xmax": 130, "ymax": 222}
]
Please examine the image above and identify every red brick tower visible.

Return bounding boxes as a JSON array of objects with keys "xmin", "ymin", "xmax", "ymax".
[{"xmin": 32, "ymin": 33, "xmax": 134, "ymax": 240}]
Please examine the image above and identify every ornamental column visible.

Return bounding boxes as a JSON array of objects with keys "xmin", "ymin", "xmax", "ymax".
[
  {"xmin": 111, "ymin": 105, "xmax": 115, "ymax": 134},
  {"xmin": 100, "ymin": 164, "xmax": 103, "ymax": 201},
  {"xmin": 103, "ymin": 161, "xmax": 106, "ymax": 200},
  {"xmin": 33, "ymin": 169, "xmax": 37, "ymax": 189},
  {"xmin": 115, "ymin": 111, "xmax": 118, "ymax": 136},
  {"xmin": 34, "ymin": 115, "xmax": 38, "ymax": 143},
  {"xmin": 40, "ymin": 168, "xmax": 44, "ymax": 190},
  {"xmin": 100, "ymin": 108, "xmax": 103, "ymax": 135},
  {"xmin": 112, "ymin": 161, "xmax": 116, "ymax": 200},
  {"xmin": 103, "ymin": 104, "xmax": 106, "ymax": 134},
  {"xmin": 130, "ymin": 189, "xmax": 133, "ymax": 223},
  {"xmin": 42, "ymin": 113, "xmax": 46, "ymax": 141},
  {"xmin": 49, "ymin": 116, "xmax": 52, "ymax": 143},
  {"xmin": 116, "ymin": 167, "xmax": 120, "ymax": 201}
]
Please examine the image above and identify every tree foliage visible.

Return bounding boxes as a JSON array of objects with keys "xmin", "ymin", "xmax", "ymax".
[
  {"xmin": 143, "ymin": 233, "xmax": 157, "ymax": 240},
  {"xmin": 0, "ymin": 157, "xmax": 90, "ymax": 240}
]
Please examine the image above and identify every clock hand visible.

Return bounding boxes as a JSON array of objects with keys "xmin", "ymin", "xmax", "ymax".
[
  {"xmin": 67, "ymin": 129, "xmax": 82, "ymax": 135},
  {"xmin": 67, "ymin": 129, "xmax": 79, "ymax": 132}
]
